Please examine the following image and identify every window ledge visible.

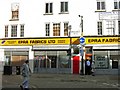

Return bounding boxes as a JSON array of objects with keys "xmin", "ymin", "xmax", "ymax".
[
  {"xmin": 112, "ymin": 9, "xmax": 120, "ymax": 11},
  {"xmin": 59, "ymin": 12, "xmax": 69, "ymax": 14},
  {"xmin": 43, "ymin": 13, "xmax": 53, "ymax": 15},
  {"xmin": 95, "ymin": 10, "xmax": 106, "ymax": 12},
  {"xmin": 9, "ymin": 19, "xmax": 19, "ymax": 21}
]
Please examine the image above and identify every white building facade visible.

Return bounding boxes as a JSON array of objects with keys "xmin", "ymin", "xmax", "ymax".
[{"xmin": 0, "ymin": 0, "xmax": 119, "ymax": 74}]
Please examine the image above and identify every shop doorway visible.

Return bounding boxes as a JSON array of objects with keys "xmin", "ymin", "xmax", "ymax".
[
  {"xmin": 47, "ymin": 56, "xmax": 57, "ymax": 68},
  {"xmin": 110, "ymin": 55, "xmax": 119, "ymax": 69}
]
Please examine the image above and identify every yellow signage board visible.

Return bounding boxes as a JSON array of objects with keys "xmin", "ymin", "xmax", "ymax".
[
  {"xmin": 85, "ymin": 37, "xmax": 120, "ymax": 44},
  {"xmin": 0, "ymin": 37, "xmax": 119, "ymax": 46},
  {"xmin": 0, "ymin": 38, "xmax": 70, "ymax": 46}
]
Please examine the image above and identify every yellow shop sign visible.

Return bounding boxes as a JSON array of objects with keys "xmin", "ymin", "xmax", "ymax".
[
  {"xmin": 0, "ymin": 38, "xmax": 70, "ymax": 46},
  {"xmin": 86, "ymin": 37, "xmax": 120, "ymax": 44}
]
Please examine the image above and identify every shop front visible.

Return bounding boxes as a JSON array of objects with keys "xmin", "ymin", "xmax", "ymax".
[
  {"xmin": 85, "ymin": 36, "xmax": 120, "ymax": 75},
  {"xmin": 0, "ymin": 36, "xmax": 119, "ymax": 74},
  {"xmin": 32, "ymin": 45, "xmax": 71, "ymax": 73},
  {"xmin": 93, "ymin": 46, "xmax": 119, "ymax": 74}
]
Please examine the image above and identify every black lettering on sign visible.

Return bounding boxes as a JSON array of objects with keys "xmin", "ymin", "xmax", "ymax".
[
  {"xmin": 18, "ymin": 40, "xmax": 28, "ymax": 44},
  {"xmin": 48, "ymin": 40, "xmax": 55, "ymax": 43},
  {"xmin": 30, "ymin": 40, "xmax": 46, "ymax": 43},
  {"xmin": 118, "ymin": 38, "xmax": 120, "ymax": 42},
  {"xmin": 98, "ymin": 39, "xmax": 101, "ymax": 42}
]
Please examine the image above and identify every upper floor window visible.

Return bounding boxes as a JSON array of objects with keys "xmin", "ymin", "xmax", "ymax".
[
  {"xmin": 5, "ymin": 25, "xmax": 8, "ymax": 37},
  {"xmin": 106, "ymin": 21, "xmax": 115, "ymax": 35},
  {"xmin": 60, "ymin": 2, "xmax": 68, "ymax": 13},
  {"xmin": 11, "ymin": 3, "xmax": 19, "ymax": 20},
  {"xmin": 64, "ymin": 22, "xmax": 69, "ymax": 36},
  {"xmin": 118, "ymin": 21, "xmax": 120, "ymax": 35},
  {"xmin": 45, "ymin": 23, "xmax": 50, "ymax": 36},
  {"xmin": 97, "ymin": 1, "xmax": 105, "ymax": 11},
  {"xmin": 114, "ymin": 1, "xmax": 120, "ymax": 9},
  {"xmin": 11, "ymin": 25, "xmax": 17, "ymax": 37},
  {"xmin": 53, "ymin": 23, "xmax": 60, "ymax": 36},
  {"xmin": 45, "ymin": 3, "xmax": 53, "ymax": 14},
  {"xmin": 97, "ymin": 21, "xmax": 103, "ymax": 35},
  {"xmin": 20, "ymin": 24, "xmax": 24, "ymax": 37}
]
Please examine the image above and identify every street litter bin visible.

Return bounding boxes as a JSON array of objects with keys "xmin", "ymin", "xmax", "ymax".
[
  {"xmin": 16, "ymin": 66, "xmax": 20, "ymax": 75},
  {"xmin": 3, "ymin": 66, "xmax": 12, "ymax": 75}
]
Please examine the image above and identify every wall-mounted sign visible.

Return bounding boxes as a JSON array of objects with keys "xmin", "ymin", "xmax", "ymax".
[
  {"xmin": 0, "ymin": 38, "xmax": 70, "ymax": 46},
  {"xmin": 99, "ymin": 12, "xmax": 119, "ymax": 20},
  {"xmin": 0, "ymin": 36, "xmax": 119, "ymax": 46},
  {"xmin": 95, "ymin": 56, "xmax": 108, "ymax": 69},
  {"xmin": 86, "ymin": 37, "xmax": 120, "ymax": 44}
]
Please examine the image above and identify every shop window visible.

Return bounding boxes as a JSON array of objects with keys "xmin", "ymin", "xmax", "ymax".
[
  {"xmin": 59, "ymin": 51, "xmax": 70, "ymax": 68},
  {"xmin": 94, "ymin": 51, "xmax": 109, "ymax": 69},
  {"xmin": 59, "ymin": 55, "xmax": 69, "ymax": 68}
]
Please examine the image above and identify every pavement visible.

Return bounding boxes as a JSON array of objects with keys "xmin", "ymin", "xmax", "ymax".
[{"xmin": 1, "ymin": 73, "xmax": 120, "ymax": 90}]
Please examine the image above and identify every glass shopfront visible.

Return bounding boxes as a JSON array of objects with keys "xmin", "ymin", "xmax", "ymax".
[
  {"xmin": 33, "ymin": 50, "xmax": 71, "ymax": 72},
  {"xmin": 4, "ymin": 51, "xmax": 29, "ymax": 66},
  {"xmin": 94, "ymin": 50, "xmax": 119, "ymax": 69}
]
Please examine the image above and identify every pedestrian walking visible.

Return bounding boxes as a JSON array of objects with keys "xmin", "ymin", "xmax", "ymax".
[{"xmin": 20, "ymin": 60, "xmax": 31, "ymax": 90}]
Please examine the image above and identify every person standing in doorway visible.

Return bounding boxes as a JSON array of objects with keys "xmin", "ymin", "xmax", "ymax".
[
  {"xmin": 20, "ymin": 60, "xmax": 31, "ymax": 90},
  {"xmin": 85, "ymin": 57, "xmax": 91, "ymax": 75}
]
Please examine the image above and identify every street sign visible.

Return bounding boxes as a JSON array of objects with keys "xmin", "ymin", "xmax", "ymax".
[{"xmin": 80, "ymin": 37, "xmax": 85, "ymax": 44}]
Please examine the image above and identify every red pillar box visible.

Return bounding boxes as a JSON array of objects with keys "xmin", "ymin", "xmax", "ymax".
[{"xmin": 72, "ymin": 55, "xmax": 80, "ymax": 74}]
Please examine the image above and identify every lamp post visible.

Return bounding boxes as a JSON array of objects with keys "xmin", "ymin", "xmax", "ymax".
[
  {"xmin": 79, "ymin": 15, "xmax": 84, "ymax": 75},
  {"xmin": 68, "ymin": 25, "xmax": 72, "ymax": 68}
]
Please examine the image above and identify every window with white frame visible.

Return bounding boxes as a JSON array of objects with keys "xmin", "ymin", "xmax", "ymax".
[
  {"xmin": 97, "ymin": 1, "xmax": 105, "ymax": 10},
  {"xmin": 20, "ymin": 24, "xmax": 24, "ymax": 37},
  {"xmin": 45, "ymin": 3, "xmax": 53, "ymax": 14},
  {"xmin": 114, "ymin": 1, "xmax": 120, "ymax": 9},
  {"xmin": 118, "ymin": 21, "xmax": 120, "ymax": 35},
  {"xmin": 5, "ymin": 25, "xmax": 8, "ymax": 37},
  {"xmin": 97, "ymin": 21, "xmax": 102, "ymax": 35},
  {"xmin": 60, "ymin": 2, "xmax": 68, "ymax": 13},
  {"xmin": 64, "ymin": 22, "xmax": 69, "ymax": 36},
  {"xmin": 106, "ymin": 21, "xmax": 115, "ymax": 35},
  {"xmin": 45, "ymin": 23, "xmax": 50, "ymax": 36},
  {"xmin": 53, "ymin": 23, "xmax": 60, "ymax": 36},
  {"xmin": 11, "ymin": 25, "xmax": 17, "ymax": 37},
  {"xmin": 11, "ymin": 3, "xmax": 19, "ymax": 20}
]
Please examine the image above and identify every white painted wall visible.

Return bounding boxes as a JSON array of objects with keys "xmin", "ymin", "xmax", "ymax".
[{"xmin": 0, "ymin": 0, "xmax": 119, "ymax": 37}]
